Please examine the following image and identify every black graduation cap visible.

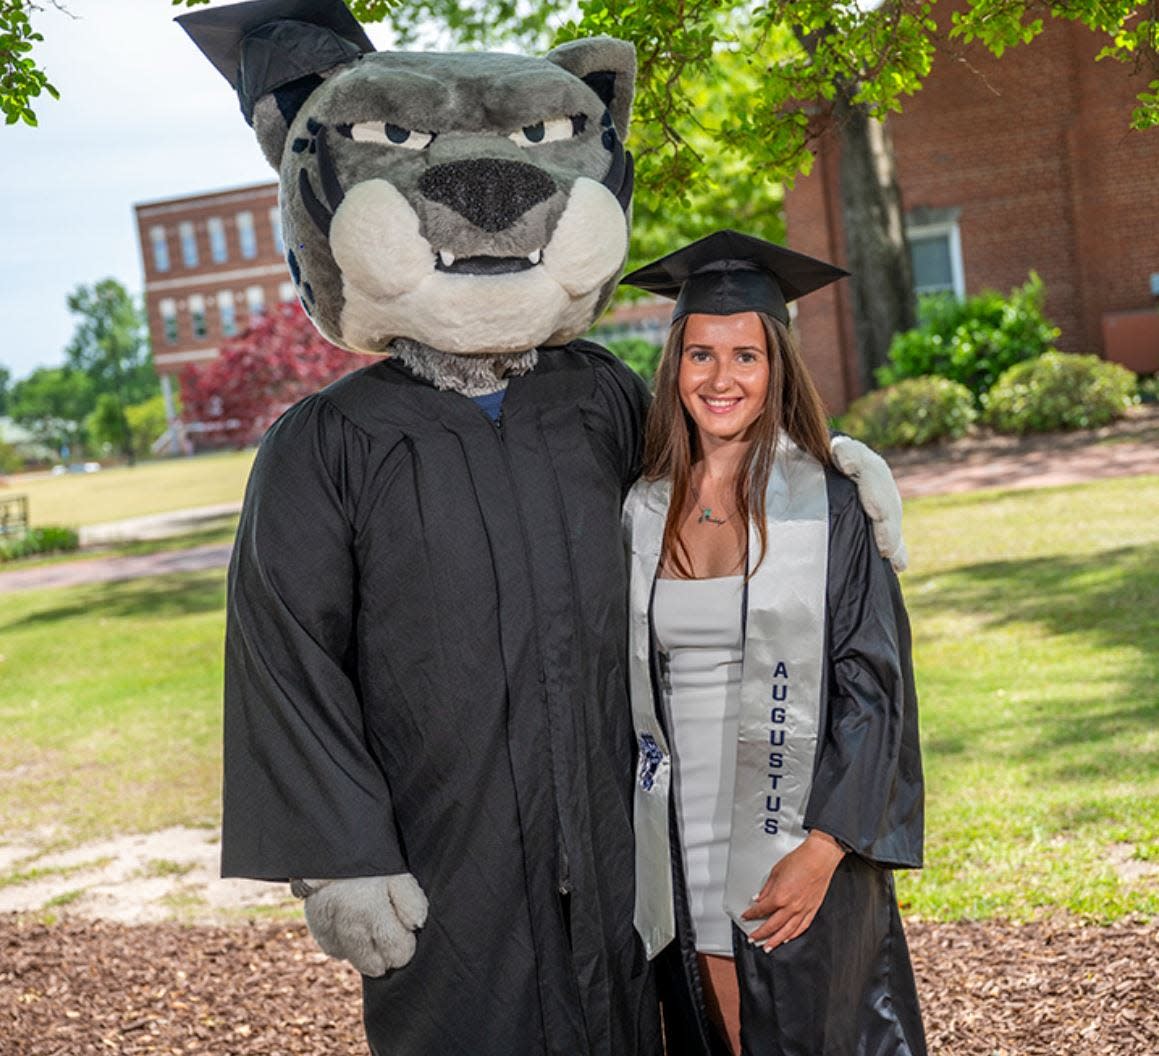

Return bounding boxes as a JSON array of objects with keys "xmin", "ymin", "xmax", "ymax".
[
  {"xmin": 177, "ymin": 0, "xmax": 375, "ymax": 124},
  {"xmin": 620, "ymin": 229, "xmax": 849, "ymax": 325}
]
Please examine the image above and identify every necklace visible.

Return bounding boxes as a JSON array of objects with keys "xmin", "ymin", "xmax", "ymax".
[{"xmin": 691, "ymin": 484, "xmax": 732, "ymax": 526}]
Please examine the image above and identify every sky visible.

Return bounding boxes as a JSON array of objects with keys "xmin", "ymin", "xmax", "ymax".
[{"xmin": 0, "ymin": 0, "xmax": 397, "ymax": 383}]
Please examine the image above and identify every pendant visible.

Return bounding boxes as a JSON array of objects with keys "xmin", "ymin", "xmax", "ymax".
[{"xmin": 698, "ymin": 506, "xmax": 727, "ymax": 526}]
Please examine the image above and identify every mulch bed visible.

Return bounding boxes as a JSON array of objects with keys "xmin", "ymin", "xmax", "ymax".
[{"xmin": 2, "ymin": 914, "xmax": 1156, "ymax": 1054}]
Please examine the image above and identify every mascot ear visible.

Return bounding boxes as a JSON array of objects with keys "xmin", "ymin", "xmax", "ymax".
[
  {"xmin": 177, "ymin": 0, "xmax": 374, "ymax": 169},
  {"xmin": 546, "ymin": 37, "xmax": 636, "ymax": 140}
]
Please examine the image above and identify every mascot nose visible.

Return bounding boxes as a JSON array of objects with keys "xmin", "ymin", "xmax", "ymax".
[{"xmin": 419, "ymin": 158, "xmax": 556, "ymax": 232}]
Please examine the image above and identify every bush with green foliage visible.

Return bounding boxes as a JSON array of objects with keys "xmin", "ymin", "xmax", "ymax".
[
  {"xmin": 878, "ymin": 273, "xmax": 1060, "ymax": 401},
  {"xmin": 0, "ymin": 440, "xmax": 23, "ymax": 475},
  {"xmin": 983, "ymin": 352, "xmax": 1137, "ymax": 434},
  {"xmin": 1138, "ymin": 375, "xmax": 1159, "ymax": 404},
  {"xmin": 0, "ymin": 525, "xmax": 80, "ymax": 563},
  {"xmin": 607, "ymin": 337, "xmax": 663, "ymax": 384},
  {"xmin": 840, "ymin": 376, "xmax": 977, "ymax": 449}
]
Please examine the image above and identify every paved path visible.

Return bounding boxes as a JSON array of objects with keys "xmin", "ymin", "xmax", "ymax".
[
  {"xmin": 0, "ymin": 542, "xmax": 234, "ymax": 593},
  {"xmin": 893, "ymin": 437, "xmax": 1159, "ymax": 498},
  {"xmin": 2, "ymin": 417, "xmax": 1156, "ymax": 595}
]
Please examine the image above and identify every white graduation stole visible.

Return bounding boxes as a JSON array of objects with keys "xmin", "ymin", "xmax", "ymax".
[{"xmin": 627, "ymin": 444, "xmax": 829, "ymax": 958}]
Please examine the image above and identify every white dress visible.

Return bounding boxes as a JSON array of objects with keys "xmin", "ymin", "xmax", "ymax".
[{"xmin": 652, "ymin": 574, "xmax": 744, "ymax": 956}]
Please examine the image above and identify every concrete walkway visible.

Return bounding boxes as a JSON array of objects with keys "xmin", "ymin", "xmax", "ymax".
[
  {"xmin": 893, "ymin": 435, "xmax": 1159, "ymax": 498},
  {"xmin": 1, "ymin": 412, "xmax": 1156, "ymax": 595},
  {"xmin": 0, "ymin": 541, "xmax": 234, "ymax": 594}
]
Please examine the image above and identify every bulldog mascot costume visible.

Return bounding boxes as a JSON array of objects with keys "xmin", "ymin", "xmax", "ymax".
[{"xmin": 177, "ymin": 3, "xmax": 907, "ymax": 1052}]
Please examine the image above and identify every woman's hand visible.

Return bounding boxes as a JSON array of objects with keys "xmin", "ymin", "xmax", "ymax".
[{"xmin": 741, "ymin": 830, "xmax": 846, "ymax": 951}]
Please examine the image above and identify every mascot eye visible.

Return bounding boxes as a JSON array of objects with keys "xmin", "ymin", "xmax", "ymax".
[
  {"xmin": 508, "ymin": 116, "xmax": 577, "ymax": 147},
  {"xmin": 346, "ymin": 122, "xmax": 436, "ymax": 150}
]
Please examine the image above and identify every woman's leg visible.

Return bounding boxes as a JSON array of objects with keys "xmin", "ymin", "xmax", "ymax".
[{"xmin": 698, "ymin": 953, "xmax": 741, "ymax": 1055}]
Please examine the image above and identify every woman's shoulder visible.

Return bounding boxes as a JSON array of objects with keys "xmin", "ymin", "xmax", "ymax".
[{"xmin": 623, "ymin": 477, "xmax": 671, "ymax": 521}]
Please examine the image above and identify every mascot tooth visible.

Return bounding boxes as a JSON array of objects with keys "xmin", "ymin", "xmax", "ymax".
[{"xmin": 177, "ymin": 2, "xmax": 907, "ymax": 1053}]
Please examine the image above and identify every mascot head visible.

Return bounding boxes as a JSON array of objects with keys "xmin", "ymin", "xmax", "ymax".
[{"xmin": 179, "ymin": 0, "xmax": 636, "ymax": 357}]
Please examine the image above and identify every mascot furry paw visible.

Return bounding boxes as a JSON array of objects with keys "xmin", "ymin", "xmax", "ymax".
[
  {"xmin": 295, "ymin": 875, "xmax": 428, "ymax": 975},
  {"xmin": 178, "ymin": 2, "xmax": 905, "ymax": 1053}
]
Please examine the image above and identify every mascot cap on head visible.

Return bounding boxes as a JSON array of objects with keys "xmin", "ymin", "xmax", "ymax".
[
  {"xmin": 621, "ymin": 230, "xmax": 849, "ymax": 325},
  {"xmin": 178, "ymin": 0, "xmax": 638, "ymax": 359},
  {"xmin": 177, "ymin": 0, "xmax": 374, "ymax": 124}
]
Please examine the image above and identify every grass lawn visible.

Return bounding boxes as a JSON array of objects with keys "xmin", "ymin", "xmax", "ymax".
[
  {"xmin": 2, "ymin": 450, "xmax": 255, "ymax": 528},
  {"xmin": 0, "ymin": 474, "xmax": 1155, "ymax": 922},
  {"xmin": 896, "ymin": 474, "xmax": 1159, "ymax": 922},
  {"xmin": 0, "ymin": 569, "xmax": 227, "ymax": 846}
]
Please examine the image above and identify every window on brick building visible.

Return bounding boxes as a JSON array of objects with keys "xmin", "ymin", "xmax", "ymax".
[
  {"xmin": 279, "ymin": 281, "xmax": 296, "ymax": 303},
  {"xmin": 269, "ymin": 207, "xmax": 284, "ymax": 255},
  {"xmin": 218, "ymin": 291, "xmax": 237, "ymax": 337},
  {"xmin": 208, "ymin": 217, "xmax": 228, "ymax": 263},
  {"xmin": 237, "ymin": 211, "xmax": 257, "ymax": 259},
  {"xmin": 189, "ymin": 294, "xmax": 208, "ymax": 339},
  {"xmin": 179, "ymin": 221, "xmax": 199, "ymax": 268},
  {"xmin": 906, "ymin": 210, "xmax": 965, "ymax": 299},
  {"xmin": 159, "ymin": 298, "xmax": 179, "ymax": 344},
  {"xmin": 246, "ymin": 285, "xmax": 266, "ymax": 318},
  {"xmin": 150, "ymin": 226, "xmax": 170, "ymax": 273}
]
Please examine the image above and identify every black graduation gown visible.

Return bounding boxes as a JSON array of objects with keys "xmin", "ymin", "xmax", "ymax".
[
  {"xmin": 221, "ymin": 342, "xmax": 662, "ymax": 1056},
  {"xmin": 655, "ymin": 471, "xmax": 927, "ymax": 1056}
]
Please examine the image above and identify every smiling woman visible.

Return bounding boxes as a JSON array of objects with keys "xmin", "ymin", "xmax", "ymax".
[
  {"xmin": 621, "ymin": 230, "xmax": 927, "ymax": 1055},
  {"xmin": 678, "ymin": 312, "xmax": 771, "ymax": 446}
]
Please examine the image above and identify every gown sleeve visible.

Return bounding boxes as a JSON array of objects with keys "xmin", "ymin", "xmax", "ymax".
[
  {"xmin": 220, "ymin": 394, "xmax": 408, "ymax": 881},
  {"xmin": 580, "ymin": 341, "xmax": 652, "ymax": 493},
  {"xmin": 802, "ymin": 475, "xmax": 924, "ymax": 870}
]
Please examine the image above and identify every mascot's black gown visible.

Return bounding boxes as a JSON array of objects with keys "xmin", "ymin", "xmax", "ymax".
[{"xmin": 222, "ymin": 342, "xmax": 661, "ymax": 1055}]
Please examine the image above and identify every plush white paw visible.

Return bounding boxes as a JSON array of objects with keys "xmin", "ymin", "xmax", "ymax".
[
  {"xmin": 302, "ymin": 874, "xmax": 429, "ymax": 977},
  {"xmin": 830, "ymin": 435, "xmax": 909, "ymax": 573}
]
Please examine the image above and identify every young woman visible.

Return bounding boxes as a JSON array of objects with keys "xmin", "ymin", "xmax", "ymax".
[{"xmin": 622, "ymin": 231, "xmax": 927, "ymax": 1055}]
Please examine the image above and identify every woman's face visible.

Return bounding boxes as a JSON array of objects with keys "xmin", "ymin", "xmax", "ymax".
[{"xmin": 678, "ymin": 311, "xmax": 771, "ymax": 445}]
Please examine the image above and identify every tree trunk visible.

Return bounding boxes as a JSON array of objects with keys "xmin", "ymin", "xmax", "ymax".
[{"xmin": 833, "ymin": 93, "xmax": 917, "ymax": 393}]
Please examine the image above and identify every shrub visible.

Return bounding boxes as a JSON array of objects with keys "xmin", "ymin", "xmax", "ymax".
[
  {"xmin": 878, "ymin": 273, "xmax": 1060, "ymax": 401},
  {"xmin": 607, "ymin": 337, "xmax": 662, "ymax": 384},
  {"xmin": 1139, "ymin": 375, "xmax": 1159, "ymax": 404},
  {"xmin": 0, "ymin": 440, "xmax": 23, "ymax": 475},
  {"xmin": 841, "ymin": 377, "xmax": 977, "ymax": 449},
  {"xmin": 125, "ymin": 394, "xmax": 174, "ymax": 457},
  {"xmin": 0, "ymin": 525, "xmax": 80, "ymax": 563},
  {"xmin": 983, "ymin": 352, "xmax": 1137, "ymax": 434}
]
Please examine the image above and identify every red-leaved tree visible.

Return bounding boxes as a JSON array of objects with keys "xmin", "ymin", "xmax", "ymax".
[{"xmin": 180, "ymin": 303, "xmax": 366, "ymax": 448}]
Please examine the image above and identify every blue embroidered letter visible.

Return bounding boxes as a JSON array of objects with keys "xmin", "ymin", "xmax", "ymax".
[{"xmin": 637, "ymin": 733, "xmax": 664, "ymax": 792}]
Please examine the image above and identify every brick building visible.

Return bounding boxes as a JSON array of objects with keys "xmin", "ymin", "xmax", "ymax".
[
  {"xmin": 134, "ymin": 180, "xmax": 669, "ymax": 425},
  {"xmin": 785, "ymin": 12, "xmax": 1159, "ymax": 414},
  {"xmin": 134, "ymin": 181, "xmax": 292, "ymax": 427}
]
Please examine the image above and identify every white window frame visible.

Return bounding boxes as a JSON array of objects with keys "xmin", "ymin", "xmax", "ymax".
[
  {"xmin": 237, "ymin": 211, "xmax": 257, "ymax": 260},
  {"xmin": 246, "ymin": 284, "xmax": 266, "ymax": 318},
  {"xmin": 207, "ymin": 217, "xmax": 228, "ymax": 263},
  {"xmin": 179, "ymin": 221, "xmax": 199, "ymax": 269},
  {"xmin": 150, "ymin": 226, "xmax": 170, "ymax": 273},
  {"xmin": 269, "ymin": 207, "xmax": 284, "ymax": 256},
  {"xmin": 188, "ymin": 294, "xmax": 208, "ymax": 339},
  {"xmin": 906, "ymin": 220, "xmax": 965, "ymax": 299},
  {"xmin": 159, "ymin": 298, "xmax": 178, "ymax": 344},
  {"xmin": 218, "ymin": 291, "xmax": 237, "ymax": 337},
  {"xmin": 278, "ymin": 281, "xmax": 297, "ymax": 304}
]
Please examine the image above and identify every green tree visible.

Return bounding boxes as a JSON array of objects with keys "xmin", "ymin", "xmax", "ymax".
[
  {"xmin": 0, "ymin": 363, "xmax": 10, "ymax": 415},
  {"xmin": 344, "ymin": 0, "xmax": 1157, "ymax": 386},
  {"xmin": 8, "ymin": 365, "xmax": 93, "ymax": 456},
  {"xmin": 64, "ymin": 278, "xmax": 157, "ymax": 464},
  {"xmin": 0, "ymin": 0, "xmax": 60, "ymax": 125}
]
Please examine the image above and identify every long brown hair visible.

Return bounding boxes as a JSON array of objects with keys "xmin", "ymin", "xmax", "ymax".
[{"xmin": 642, "ymin": 312, "xmax": 833, "ymax": 579}]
